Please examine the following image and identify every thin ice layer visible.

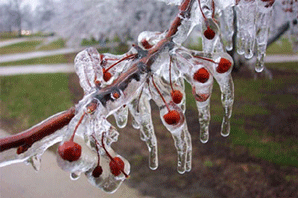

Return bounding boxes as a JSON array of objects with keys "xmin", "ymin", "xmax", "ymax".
[
  {"xmin": 220, "ymin": 6, "xmax": 235, "ymax": 51},
  {"xmin": 128, "ymin": 87, "xmax": 158, "ymax": 170},
  {"xmin": 149, "ymin": 75, "xmax": 192, "ymax": 174},
  {"xmin": 255, "ymin": 0, "xmax": 275, "ymax": 72},
  {"xmin": 235, "ymin": 0, "xmax": 257, "ymax": 58}
]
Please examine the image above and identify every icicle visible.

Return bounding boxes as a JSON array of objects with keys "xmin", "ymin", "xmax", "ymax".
[
  {"xmin": 172, "ymin": 47, "xmax": 214, "ymax": 143},
  {"xmin": 149, "ymin": 76, "xmax": 192, "ymax": 174},
  {"xmin": 192, "ymin": 72, "xmax": 214, "ymax": 143},
  {"xmin": 128, "ymin": 87, "xmax": 158, "ymax": 170},
  {"xmin": 219, "ymin": 6, "xmax": 235, "ymax": 51},
  {"xmin": 235, "ymin": 0, "xmax": 257, "ymax": 58},
  {"xmin": 113, "ymin": 105, "xmax": 128, "ymax": 128},
  {"xmin": 196, "ymin": 99, "xmax": 211, "ymax": 143},
  {"xmin": 27, "ymin": 154, "xmax": 42, "ymax": 172},
  {"xmin": 211, "ymin": 53, "xmax": 234, "ymax": 137},
  {"xmin": 255, "ymin": 0, "xmax": 275, "ymax": 72}
]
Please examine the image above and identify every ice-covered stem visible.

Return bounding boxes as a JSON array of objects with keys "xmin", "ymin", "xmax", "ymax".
[
  {"xmin": 165, "ymin": 0, "xmax": 195, "ymax": 38},
  {"xmin": 0, "ymin": 0, "xmax": 195, "ymax": 154},
  {"xmin": 0, "ymin": 107, "xmax": 75, "ymax": 153}
]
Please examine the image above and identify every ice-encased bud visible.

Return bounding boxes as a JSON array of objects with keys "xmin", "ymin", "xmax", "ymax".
[
  {"xmin": 56, "ymin": 136, "xmax": 97, "ymax": 173},
  {"xmin": 149, "ymin": 75, "xmax": 191, "ymax": 174},
  {"xmin": 138, "ymin": 31, "xmax": 165, "ymax": 50},
  {"xmin": 74, "ymin": 47, "xmax": 102, "ymax": 94},
  {"xmin": 85, "ymin": 149, "xmax": 130, "ymax": 193}
]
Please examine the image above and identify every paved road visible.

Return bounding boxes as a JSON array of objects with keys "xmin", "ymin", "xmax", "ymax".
[
  {"xmin": 0, "ymin": 48, "xmax": 83, "ymax": 63},
  {"xmin": 0, "ymin": 43, "xmax": 118, "ymax": 63},
  {"xmin": 0, "ymin": 129, "xmax": 152, "ymax": 198},
  {"xmin": 0, "ymin": 64, "xmax": 74, "ymax": 76}
]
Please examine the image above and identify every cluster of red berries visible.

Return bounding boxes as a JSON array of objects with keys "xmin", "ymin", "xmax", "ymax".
[{"xmin": 58, "ymin": 139, "xmax": 127, "ymax": 178}]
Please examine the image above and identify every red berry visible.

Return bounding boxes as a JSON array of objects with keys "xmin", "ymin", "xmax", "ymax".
[
  {"xmin": 193, "ymin": 68, "xmax": 210, "ymax": 83},
  {"xmin": 103, "ymin": 71, "xmax": 112, "ymax": 82},
  {"xmin": 58, "ymin": 141, "xmax": 81, "ymax": 162},
  {"xmin": 141, "ymin": 39, "xmax": 153, "ymax": 49},
  {"xmin": 204, "ymin": 27, "xmax": 215, "ymax": 40},
  {"xmin": 109, "ymin": 157, "xmax": 125, "ymax": 176},
  {"xmin": 92, "ymin": 165, "xmax": 103, "ymax": 178},
  {"xmin": 171, "ymin": 90, "xmax": 183, "ymax": 104},
  {"xmin": 216, "ymin": 58, "xmax": 232, "ymax": 73},
  {"xmin": 163, "ymin": 110, "xmax": 180, "ymax": 125}
]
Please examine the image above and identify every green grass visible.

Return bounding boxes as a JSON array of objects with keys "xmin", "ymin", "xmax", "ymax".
[
  {"xmin": 266, "ymin": 61, "xmax": 298, "ymax": 71},
  {"xmin": 0, "ymin": 38, "xmax": 66, "ymax": 55},
  {"xmin": 38, "ymin": 38, "xmax": 66, "ymax": 51},
  {"xmin": 230, "ymin": 126, "xmax": 298, "ymax": 167},
  {"xmin": 267, "ymin": 38, "xmax": 297, "ymax": 55},
  {"xmin": 0, "ymin": 73, "xmax": 74, "ymax": 133},
  {"xmin": 0, "ymin": 40, "xmax": 43, "ymax": 54},
  {"xmin": 81, "ymin": 37, "xmax": 100, "ymax": 46}
]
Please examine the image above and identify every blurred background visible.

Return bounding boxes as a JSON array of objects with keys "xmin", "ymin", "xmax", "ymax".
[{"xmin": 0, "ymin": 0, "xmax": 298, "ymax": 197}]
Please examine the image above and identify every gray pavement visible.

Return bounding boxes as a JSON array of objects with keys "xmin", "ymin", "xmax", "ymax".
[
  {"xmin": 0, "ymin": 48, "xmax": 83, "ymax": 63},
  {"xmin": 0, "ymin": 64, "xmax": 74, "ymax": 76}
]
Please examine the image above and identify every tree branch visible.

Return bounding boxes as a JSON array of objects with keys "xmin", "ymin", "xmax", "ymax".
[
  {"xmin": 0, "ymin": 0, "xmax": 195, "ymax": 154},
  {"xmin": 0, "ymin": 107, "xmax": 75, "ymax": 153}
]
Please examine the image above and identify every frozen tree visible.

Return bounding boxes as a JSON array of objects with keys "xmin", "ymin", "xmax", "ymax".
[
  {"xmin": 0, "ymin": 0, "xmax": 34, "ymax": 35},
  {"xmin": 34, "ymin": 0, "xmax": 56, "ymax": 31},
  {"xmin": 0, "ymin": 0, "xmax": 297, "ymax": 195},
  {"xmin": 43, "ymin": 0, "xmax": 178, "ymax": 45}
]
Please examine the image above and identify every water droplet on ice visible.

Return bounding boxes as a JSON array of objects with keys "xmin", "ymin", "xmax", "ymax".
[{"xmin": 70, "ymin": 171, "xmax": 81, "ymax": 180}]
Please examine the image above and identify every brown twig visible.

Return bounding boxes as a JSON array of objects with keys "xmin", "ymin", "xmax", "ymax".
[{"xmin": 0, "ymin": 107, "xmax": 75, "ymax": 153}]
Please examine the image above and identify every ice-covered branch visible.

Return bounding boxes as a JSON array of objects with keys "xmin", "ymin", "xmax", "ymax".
[{"xmin": 1, "ymin": 0, "xmax": 297, "ymax": 194}]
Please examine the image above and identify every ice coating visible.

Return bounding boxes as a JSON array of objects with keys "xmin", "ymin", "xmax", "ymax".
[
  {"xmin": 128, "ymin": 87, "xmax": 158, "ymax": 170},
  {"xmin": 255, "ymin": 0, "xmax": 275, "ymax": 72},
  {"xmin": 149, "ymin": 74, "xmax": 192, "ymax": 174},
  {"xmin": 235, "ymin": 0, "xmax": 257, "ymax": 59},
  {"xmin": 219, "ymin": 6, "xmax": 235, "ymax": 51},
  {"xmin": 0, "ymin": 0, "xmax": 285, "ymax": 194},
  {"xmin": 113, "ymin": 105, "xmax": 129, "ymax": 128}
]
